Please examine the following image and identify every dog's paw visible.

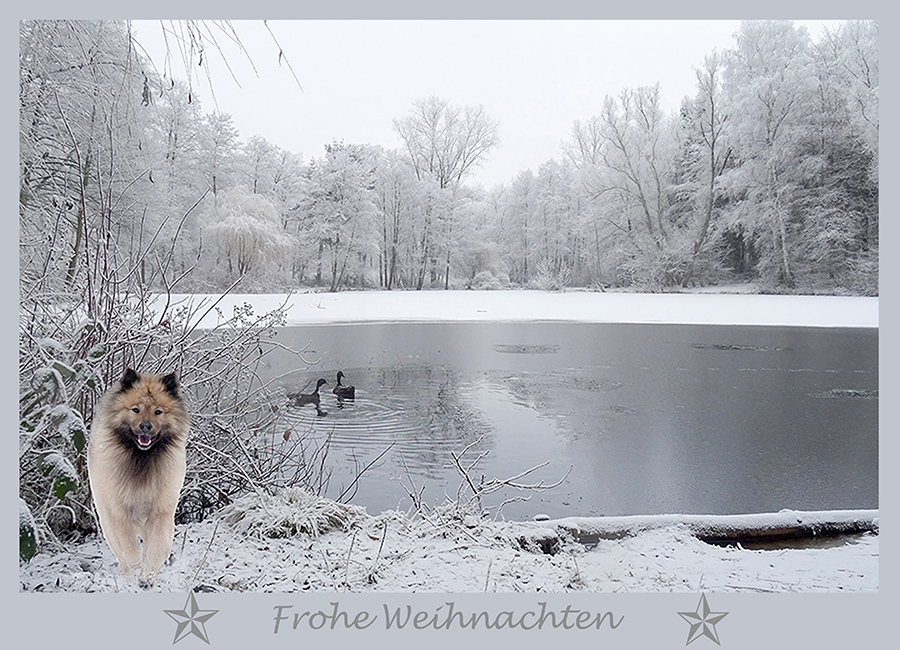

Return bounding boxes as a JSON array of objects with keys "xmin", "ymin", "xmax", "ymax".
[{"xmin": 138, "ymin": 577, "xmax": 156, "ymax": 590}]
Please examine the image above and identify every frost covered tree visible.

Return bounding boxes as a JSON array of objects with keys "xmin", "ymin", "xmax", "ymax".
[
  {"xmin": 19, "ymin": 20, "xmax": 149, "ymax": 291},
  {"xmin": 393, "ymin": 96, "xmax": 500, "ymax": 190},
  {"xmin": 818, "ymin": 21, "xmax": 878, "ymax": 170},
  {"xmin": 201, "ymin": 186, "xmax": 293, "ymax": 288},
  {"xmin": 600, "ymin": 85, "xmax": 674, "ymax": 251},
  {"xmin": 152, "ymin": 79, "xmax": 205, "ymax": 200},
  {"xmin": 139, "ymin": 78, "xmax": 210, "ymax": 284},
  {"xmin": 682, "ymin": 51, "xmax": 731, "ymax": 286},
  {"xmin": 300, "ymin": 142, "xmax": 378, "ymax": 291},
  {"xmin": 718, "ymin": 20, "xmax": 877, "ymax": 292},
  {"xmin": 529, "ymin": 159, "xmax": 580, "ymax": 288},
  {"xmin": 492, "ymin": 171, "xmax": 537, "ymax": 285},
  {"xmin": 269, "ymin": 148, "xmax": 307, "ymax": 227},
  {"xmin": 373, "ymin": 150, "xmax": 422, "ymax": 289},
  {"xmin": 488, "ymin": 160, "xmax": 581, "ymax": 289},
  {"xmin": 567, "ymin": 84, "xmax": 681, "ymax": 288},
  {"xmin": 721, "ymin": 21, "xmax": 819, "ymax": 288},
  {"xmin": 564, "ymin": 115, "xmax": 604, "ymax": 168},
  {"xmin": 406, "ymin": 174, "xmax": 450, "ymax": 290},
  {"xmin": 394, "ymin": 97, "xmax": 500, "ymax": 288},
  {"xmin": 199, "ymin": 111, "xmax": 240, "ymax": 195},
  {"xmin": 807, "ymin": 20, "xmax": 879, "ymax": 292},
  {"xmin": 241, "ymin": 135, "xmax": 281, "ymax": 195},
  {"xmin": 454, "ymin": 189, "xmax": 511, "ymax": 289}
]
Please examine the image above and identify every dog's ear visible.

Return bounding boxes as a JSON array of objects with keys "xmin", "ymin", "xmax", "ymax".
[
  {"xmin": 119, "ymin": 368, "xmax": 140, "ymax": 392},
  {"xmin": 161, "ymin": 372, "xmax": 180, "ymax": 399}
]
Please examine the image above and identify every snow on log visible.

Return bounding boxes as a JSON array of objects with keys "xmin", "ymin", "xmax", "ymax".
[{"xmin": 544, "ymin": 509, "xmax": 878, "ymax": 548}]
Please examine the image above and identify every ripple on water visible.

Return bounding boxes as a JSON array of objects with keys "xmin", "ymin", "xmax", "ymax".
[
  {"xmin": 493, "ymin": 343, "xmax": 560, "ymax": 354},
  {"xmin": 280, "ymin": 366, "xmax": 491, "ymax": 461}
]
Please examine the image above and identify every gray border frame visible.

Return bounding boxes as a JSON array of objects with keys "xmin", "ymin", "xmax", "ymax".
[{"xmin": 8, "ymin": 2, "xmax": 892, "ymax": 648}]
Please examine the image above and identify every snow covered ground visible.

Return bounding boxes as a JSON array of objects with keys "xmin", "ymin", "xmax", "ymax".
[
  {"xmin": 20, "ymin": 290, "xmax": 879, "ymax": 593},
  {"xmin": 19, "ymin": 496, "xmax": 879, "ymax": 594},
  {"xmin": 158, "ymin": 288, "xmax": 879, "ymax": 329}
]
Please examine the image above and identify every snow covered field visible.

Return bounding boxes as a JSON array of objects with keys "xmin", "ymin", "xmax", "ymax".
[
  {"xmin": 20, "ymin": 290, "xmax": 879, "ymax": 593},
  {"xmin": 159, "ymin": 288, "xmax": 879, "ymax": 329}
]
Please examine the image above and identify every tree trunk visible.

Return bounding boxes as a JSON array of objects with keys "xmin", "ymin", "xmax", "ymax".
[{"xmin": 65, "ymin": 148, "xmax": 92, "ymax": 287}]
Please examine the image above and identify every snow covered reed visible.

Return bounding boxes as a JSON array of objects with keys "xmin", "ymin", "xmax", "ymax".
[{"xmin": 220, "ymin": 488, "xmax": 367, "ymax": 540}]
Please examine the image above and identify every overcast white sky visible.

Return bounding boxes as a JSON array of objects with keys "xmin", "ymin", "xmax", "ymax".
[{"xmin": 132, "ymin": 20, "xmax": 844, "ymax": 189}]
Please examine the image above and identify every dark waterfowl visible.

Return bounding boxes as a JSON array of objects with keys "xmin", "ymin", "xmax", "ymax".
[
  {"xmin": 288, "ymin": 378, "xmax": 327, "ymax": 408},
  {"xmin": 333, "ymin": 371, "xmax": 356, "ymax": 400}
]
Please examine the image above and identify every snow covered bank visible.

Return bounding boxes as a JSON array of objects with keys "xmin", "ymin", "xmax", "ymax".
[
  {"xmin": 545, "ymin": 509, "xmax": 879, "ymax": 547},
  {"xmin": 157, "ymin": 290, "xmax": 878, "ymax": 330},
  {"xmin": 19, "ymin": 500, "xmax": 877, "ymax": 593}
]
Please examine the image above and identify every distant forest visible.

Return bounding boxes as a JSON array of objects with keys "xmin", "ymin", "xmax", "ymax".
[{"xmin": 20, "ymin": 20, "xmax": 878, "ymax": 297}]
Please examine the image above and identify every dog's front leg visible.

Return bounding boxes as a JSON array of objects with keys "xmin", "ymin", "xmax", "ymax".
[
  {"xmin": 96, "ymin": 508, "xmax": 142, "ymax": 582},
  {"xmin": 137, "ymin": 512, "xmax": 176, "ymax": 589}
]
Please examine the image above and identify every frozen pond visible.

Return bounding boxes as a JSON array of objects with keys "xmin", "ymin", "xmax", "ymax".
[{"xmin": 263, "ymin": 322, "xmax": 877, "ymax": 520}]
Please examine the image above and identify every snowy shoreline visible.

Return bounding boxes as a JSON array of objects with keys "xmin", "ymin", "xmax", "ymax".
[
  {"xmin": 156, "ymin": 289, "xmax": 879, "ymax": 330},
  {"xmin": 19, "ymin": 501, "xmax": 878, "ymax": 593}
]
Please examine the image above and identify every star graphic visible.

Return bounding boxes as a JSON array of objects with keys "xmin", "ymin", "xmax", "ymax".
[
  {"xmin": 164, "ymin": 592, "xmax": 219, "ymax": 644},
  {"xmin": 678, "ymin": 593, "xmax": 728, "ymax": 645}
]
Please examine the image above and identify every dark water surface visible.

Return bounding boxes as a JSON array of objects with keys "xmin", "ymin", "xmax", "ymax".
[{"xmin": 262, "ymin": 322, "xmax": 877, "ymax": 520}]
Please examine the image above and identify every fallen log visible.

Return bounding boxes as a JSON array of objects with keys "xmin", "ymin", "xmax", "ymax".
[{"xmin": 541, "ymin": 509, "xmax": 878, "ymax": 550}]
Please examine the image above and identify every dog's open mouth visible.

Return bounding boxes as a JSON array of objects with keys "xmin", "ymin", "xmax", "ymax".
[{"xmin": 136, "ymin": 434, "xmax": 154, "ymax": 449}]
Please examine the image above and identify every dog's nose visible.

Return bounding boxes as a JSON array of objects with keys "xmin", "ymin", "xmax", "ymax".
[{"xmin": 139, "ymin": 421, "xmax": 153, "ymax": 433}]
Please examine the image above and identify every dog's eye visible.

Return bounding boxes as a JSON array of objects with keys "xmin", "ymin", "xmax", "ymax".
[
  {"xmin": 132, "ymin": 407, "xmax": 140, "ymax": 413},
  {"xmin": 154, "ymin": 409, "xmax": 162, "ymax": 416}
]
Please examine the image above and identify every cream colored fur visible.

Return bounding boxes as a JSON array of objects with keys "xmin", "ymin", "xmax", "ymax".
[{"xmin": 87, "ymin": 370, "xmax": 189, "ymax": 588}]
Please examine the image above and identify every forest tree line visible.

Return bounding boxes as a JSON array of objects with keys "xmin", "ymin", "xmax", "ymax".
[{"xmin": 20, "ymin": 19, "xmax": 878, "ymax": 303}]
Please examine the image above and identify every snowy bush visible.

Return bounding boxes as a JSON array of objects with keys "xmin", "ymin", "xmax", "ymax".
[
  {"xmin": 42, "ymin": 405, "xmax": 87, "ymax": 453},
  {"xmin": 220, "ymin": 488, "xmax": 367, "ymax": 539},
  {"xmin": 19, "ymin": 332, "xmax": 103, "ymax": 544},
  {"xmin": 469, "ymin": 270, "xmax": 510, "ymax": 290},
  {"xmin": 529, "ymin": 258, "xmax": 571, "ymax": 292},
  {"xmin": 19, "ymin": 499, "xmax": 38, "ymax": 561},
  {"xmin": 36, "ymin": 451, "xmax": 79, "ymax": 501},
  {"xmin": 29, "ymin": 367, "xmax": 65, "ymax": 402}
]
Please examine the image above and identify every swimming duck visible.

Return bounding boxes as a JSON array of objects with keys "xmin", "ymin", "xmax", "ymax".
[
  {"xmin": 288, "ymin": 378, "xmax": 328, "ymax": 408},
  {"xmin": 333, "ymin": 371, "xmax": 356, "ymax": 400}
]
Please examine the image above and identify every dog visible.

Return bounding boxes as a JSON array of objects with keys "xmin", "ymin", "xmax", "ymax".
[{"xmin": 87, "ymin": 368, "xmax": 189, "ymax": 588}]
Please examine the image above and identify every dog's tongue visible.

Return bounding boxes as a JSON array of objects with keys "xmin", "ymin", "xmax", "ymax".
[{"xmin": 138, "ymin": 434, "xmax": 152, "ymax": 448}]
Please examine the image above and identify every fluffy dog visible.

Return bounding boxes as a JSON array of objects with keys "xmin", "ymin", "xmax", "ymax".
[{"xmin": 87, "ymin": 368, "xmax": 189, "ymax": 588}]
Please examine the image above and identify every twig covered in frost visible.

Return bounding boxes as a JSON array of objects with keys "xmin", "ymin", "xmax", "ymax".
[
  {"xmin": 191, "ymin": 520, "xmax": 220, "ymax": 587},
  {"xmin": 448, "ymin": 436, "xmax": 572, "ymax": 520},
  {"xmin": 397, "ymin": 454, "xmax": 427, "ymax": 515},
  {"xmin": 366, "ymin": 519, "xmax": 388, "ymax": 585},
  {"xmin": 450, "ymin": 437, "xmax": 491, "ymax": 511},
  {"xmin": 341, "ymin": 531, "xmax": 356, "ymax": 590},
  {"xmin": 336, "ymin": 443, "xmax": 395, "ymax": 504}
]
